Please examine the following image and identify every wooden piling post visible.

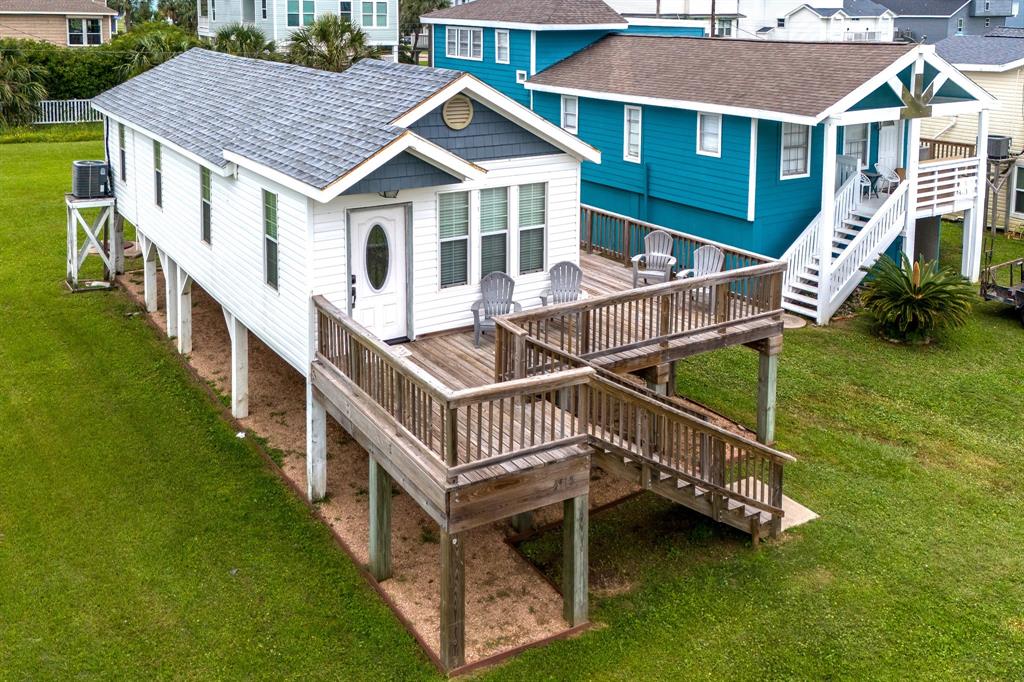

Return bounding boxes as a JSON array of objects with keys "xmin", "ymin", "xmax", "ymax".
[
  {"xmin": 562, "ymin": 493, "xmax": 589, "ymax": 627},
  {"xmin": 439, "ymin": 528, "xmax": 465, "ymax": 671},
  {"xmin": 141, "ymin": 236, "xmax": 157, "ymax": 313},
  {"xmin": 368, "ymin": 457, "xmax": 392, "ymax": 581},
  {"xmin": 306, "ymin": 384, "xmax": 327, "ymax": 502},
  {"xmin": 756, "ymin": 336, "xmax": 782, "ymax": 446},
  {"xmin": 177, "ymin": 273, "xmax": 193, "ymax": 355}
]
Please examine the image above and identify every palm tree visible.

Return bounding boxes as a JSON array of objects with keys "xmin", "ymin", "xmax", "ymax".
[
  {"xmin": 119, "ymin": 30, "xmax": 199, "ymax": 77},
  {"xmin": 0, "ymin": 55, "xmax": 47, "ymax": 130},
  {"xmin": 214, "ymin": 23, "xmax": 277, "ymax": 59},
  {"xmin": 287, "ymin": 14, "xmax": 374, "ymax": 72}
]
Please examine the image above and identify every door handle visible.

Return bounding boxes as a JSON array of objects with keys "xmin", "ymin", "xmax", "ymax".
[{"xmin": 350, "ymin": 274, "xmax": 357, "ymax": 309}]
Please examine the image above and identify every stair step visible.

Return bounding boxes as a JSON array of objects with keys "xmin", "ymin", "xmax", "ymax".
[
  {"xmin": 788, "ymin": 279, "xmax": 818, "ymax": 295},
  {"xmin": 838, "ymin": 224, "xmax": 863, "ymax": 236},
  {"xmin": 783, "ymin": 290, "xmax": 818, "ymax": 306},
  {"xmin": 851, "ymin": 209, "xmax": 875, "ymax": 220},
  {"xmin": 783, "ymin": 300, "xmax": 817, "ymax": 318}
]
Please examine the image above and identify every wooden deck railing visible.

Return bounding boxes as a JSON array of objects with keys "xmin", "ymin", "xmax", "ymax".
[
  {"xmin": 315, "ymin": 295, "xmax": 594, "ymax": 481},
  {"xmin": 493, "ymin": 262, "xmax": 784, "ymax": 365},
  {"xmin": 921, "ymin": 137, "xmax": 977, "ymax": 160},
  {"xmin": 580, "ymin": 204, "xmax": 774, "ymax": 272}
]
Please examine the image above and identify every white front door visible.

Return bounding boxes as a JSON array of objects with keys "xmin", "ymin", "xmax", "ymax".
[
  {"xmin": 877, "ymin": 122, "xmax": 900, "ymax": 171},
  {"xmin": 350, "ymin": 207, "xmax": 407, "ymax": 341}
]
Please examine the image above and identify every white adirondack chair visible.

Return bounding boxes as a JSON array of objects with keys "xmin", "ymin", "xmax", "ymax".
[{"xmin": 631, "ymin": 230, "xmax": 677, "ymax": 287}]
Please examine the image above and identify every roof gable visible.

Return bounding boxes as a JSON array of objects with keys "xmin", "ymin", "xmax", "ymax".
[{"xmin": 0, "ymin": 0, "xmax": 116, "ymax": 14}]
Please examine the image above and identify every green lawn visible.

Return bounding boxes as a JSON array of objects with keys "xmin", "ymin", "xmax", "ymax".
[{"xmin": 3, "ymin": 140, "xmax": 1023, "ymax": 679}]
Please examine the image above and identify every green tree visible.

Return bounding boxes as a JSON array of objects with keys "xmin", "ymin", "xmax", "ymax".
[
  {"xmin": 400, "ymin": 0, "xmax": 449, "ymax": 65},
  {"xmin": 158, "ymin": 0, "xmax": 199, "ymax": 35},
  {"xmin": 0, "ymin": 54, "xmax": 47, "ymax": 129},
  {"xmin": 107, "ymin": 0, "xmax": 155, "ymax": 30},
  {"xmin": 115, "ymin": 22, "xmax": 201, "ymax": 77},
  {"xmin": 286, "ymin": 14, "xmax": 373, "ymax": 72},
  {"xmin": 213, "ymin": 23, "xmax": 276, "ymax": 59}
]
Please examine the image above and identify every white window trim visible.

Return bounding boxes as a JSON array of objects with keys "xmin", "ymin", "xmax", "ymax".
[
  {"xmin": 780, "ymin": 122, "xmax": 812, "ymax": 180},
  {"xmin": 445, "ymin": 25, "xmax": 483, "ymax": 61},
  {"xmin": 360, "ymin": 1, "xmax": 388, "ymax": 28},
  {"xmin": 516, "ymin": 69, "xmax": 528, "ymax": 83},
  {"xmin": 263, "ymin": 190, "xmax": 279, "ymax": 291},
  {"xmin": 495, "ymin": 28, "xmax": 510, "ymax": 64},
  {"xmin": 842, "ymin": 123, "xmax": 871, "ymax": 170},
  {"xmin": 561, "ymin": 95, "xmax": 579, "ymax": 134},
  {"xmin": 517, "ymin": 182, "xmax": 547, "ymax": 276},
  {"xmin": 1012, "ymin": 164, "xmax": 1024, "ymax": 217},
  {"xmin": 437, "ymin": 189, "xmax": 472, "ymax": 289},
  {"xmin": 479, "ymin": 186, "xmax": 510, "ymax": 277},
  {"xmin": 67, "ymin": 16, "xmax": 102, "ymax": 46},
  {"xmin": 623, "ymin": 105, "xmax": 642, "ymax": 163},
  {"xmin": 696, "ymin": 111, "xmax": 722, "ymax": 158},
  {"xmin": 262, "ymin": 0, "xmax": 268, "ymax": 19}
]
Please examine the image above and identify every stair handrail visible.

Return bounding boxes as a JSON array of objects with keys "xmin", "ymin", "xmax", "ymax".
[
  {"xmin": 826, "ymin": 182, "xmax": 909, "ymax": 314},
  {"xmin": 779, "ymin": 212, "xmax": 820, "ymax": 296}
]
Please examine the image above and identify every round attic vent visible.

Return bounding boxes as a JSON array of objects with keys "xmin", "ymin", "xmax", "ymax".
[{"xmin": 442, "ymin": 94, "xmax": 474, "ymax": 131}]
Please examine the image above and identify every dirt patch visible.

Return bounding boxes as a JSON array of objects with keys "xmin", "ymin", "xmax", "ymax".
[{"xmin": 118, "ymin": 270, "xmax": 633, "ymax": 665}]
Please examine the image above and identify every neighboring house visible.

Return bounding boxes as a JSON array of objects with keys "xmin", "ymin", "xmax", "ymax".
[
  {"xmin": 425, "ymin": 0, "xmax": 995, "ymax": 323},
  {"xmin": 923, "ymin": 28, "xmax": 1024, "ymax": 228},
  {"xmin": 196, "ymin": 0, "xmax": 399, "ymax": 55},
  {"xmin": 877, "ymin": 0, "xmax": 1018, "ymax": 43},
  {"xmin": 0, "ymin": 0, "xmax": 116, "ymax": 46},
  {"xmin": 757, "ymin": 0, "xmax": 896, "ymax": 42}
]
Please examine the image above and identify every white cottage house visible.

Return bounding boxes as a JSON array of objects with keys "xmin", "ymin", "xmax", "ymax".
[{"xmin": 92, "ymin": 47, "xmax": 596, "ymax": 417}]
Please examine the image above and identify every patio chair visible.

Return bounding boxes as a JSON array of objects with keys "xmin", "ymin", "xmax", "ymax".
[
  {"xmin": 631, "ymin": 230, "xmax": 677, "ymax": 287},
  {"xmin": 676, "ymin": 245, "xmax": 725, "ymax": 280},
  {"xmin": 875, "ymin": 163, "xmax": 900, "ymax": 195},
  {"xmin": 471, "ymin": 272, "xmax": 522, "ymax": 347},
  {"xmin": 540, "ymin": 261, "xmax": 583, "ymax": 306},
  {"xmin": 858, "ymin": 173, "xmax": 877, "ymax": 199}
]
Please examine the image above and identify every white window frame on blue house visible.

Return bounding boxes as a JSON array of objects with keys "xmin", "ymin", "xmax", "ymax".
[
  {"xmin": 843, "ymin": 123, "xmax": 870, "ymax": 169},
  {"xmin": 446, "ymin": 26, "xmax": 483, "ymax": 61},
  {"xmin": 624, "ymin": 105, "xmax": 642, "ymax": 163},
  {"xmin": 956, "ymin": 17, "xmax": 964, "ymax": 33},
  {"xmin": 780, "ymin": 122, "xmax": 811, "ymax": 180},
  {"xmin": 495, "ymin": 29, "xmax": 510, "ymax": 64},
  {"xmin": 561, "ymin": 95, "xmax": 579, "ymax": 134},
  {"xmin": 697, "ymin": 112, "xmax": 722, "ymax": 158}
]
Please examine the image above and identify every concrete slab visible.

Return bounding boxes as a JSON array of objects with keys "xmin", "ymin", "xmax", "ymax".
[{"xmin": 780, "ymin": 494, "xmax": 819, "ymax": 531}]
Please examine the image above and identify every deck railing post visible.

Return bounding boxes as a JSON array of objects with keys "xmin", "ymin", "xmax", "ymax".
[
  {"xmin": 622, "ymin": 220, "xmax": 632, "ymax": 265},
  {"xmin": 444, "ymin": 403, "xmax": 459, "ymax": 472},
  {"xmin": 770, "ymin": 460, "xmax": 784, "ymax": 538},
  {"xmin": 585, "ymin": 208, "xmax": 594, "ymax": 254},
  {"xmin": 513, "ymin": 331, "xmax": 527, "ymax": 379}
]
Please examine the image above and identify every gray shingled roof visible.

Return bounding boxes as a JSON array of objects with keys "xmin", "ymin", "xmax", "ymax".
[
  {"xmin": 935, "ymin": 33, "xmax": 1024, "ymax": 66},
  {"xmin": 872, "ymin": 0, "xmax": 969, "ymax": 15},
  {"xmin": 0, "ymin": 0, "xmax": 116, "ymax": 13},
  {"xmin": 422, "ymin": 0, "xmax": 626, "ymax": 26},
  {"xmin": 529, "ymin": 36, "xmax": 915, "ymax": 119},
  {"xmin": 842, "ymin": 0, "xmax": 893, "ymax": 16},
  {"xmin": 985, "ymin": 26, "xmax": 1024, "ymax": 38},
  {"xmin": 92, "ymin": 50, "xmax": 463, "ymax": 190}
]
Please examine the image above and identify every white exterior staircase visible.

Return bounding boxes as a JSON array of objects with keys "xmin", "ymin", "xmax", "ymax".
[{"xmin": 780, "ymin": 160, "xmax": 910, "ymax": 324}]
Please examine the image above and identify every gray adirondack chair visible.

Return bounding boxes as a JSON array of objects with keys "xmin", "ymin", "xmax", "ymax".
[
  {"xmin": 631, "ymin": 230, "xmax": 677, "ymax": 287},
  {"xmin": 540, "ymin": 261, "xmax": 583, "ymax": 306},
  {"xmin": 676, "ymin": 244, "xmax": 725, "ymax": 279},
  {"xmin": 471, "ymin": 272, "xmax": 522, "ymax": 347}
]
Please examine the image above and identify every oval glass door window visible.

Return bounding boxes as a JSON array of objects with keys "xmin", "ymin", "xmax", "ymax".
[{"xmin": 365, "ymin": 224, "xmax": 390, "ymax": 291}]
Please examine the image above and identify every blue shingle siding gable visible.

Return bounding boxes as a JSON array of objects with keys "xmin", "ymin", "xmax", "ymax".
[
  {"xmin": 409, "ymin": 99, "xmax": 560, "ymax": 161},
  {"xmin": 341, "ymin": 152, "xmax": 460, "ymax": 195},
  {"xmin": 432, "ymin": 25, "xmax": 532, "ymax": 106}
]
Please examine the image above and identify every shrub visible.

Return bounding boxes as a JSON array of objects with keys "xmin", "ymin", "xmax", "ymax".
[
  {"xmin": 287, "ymin": 15, "xmax": 374, "ymax": 72},
  {"xmin": 213, "ymin": 23, "xmax": 277, "ymax": 59},
  {"xmin": 860, "ymin": 254, "xmax": 975, "ymax": 344},
  {"xmin": 0, "ymin": 54, "xmax": 47, "ymax": 129}
]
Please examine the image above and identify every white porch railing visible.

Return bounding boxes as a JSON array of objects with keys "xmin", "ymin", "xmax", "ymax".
[
  {"xmin": 780, "ymin": 213, "xmax": 819, "ymax": 298},
  {"xmin": 916, "ymin": 157, "xmax": 980, "ymax": 217},
  {"xmin": 34, "ymin": 99, "xmax": 101, "ymax": 125},
  {"xmin": 825, "ymin": 182, "xmax": 909, "ymax": 319}
]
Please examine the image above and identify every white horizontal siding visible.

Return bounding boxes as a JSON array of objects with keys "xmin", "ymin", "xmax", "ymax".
[
  {"xmin": 921, "ymin": 68, "xmax": 1024, "ymax": 147},
  {"xmin": 312, "ymin": 153, "xmax": 582, "ymax": 338},
  {"xmin": 120, "ymin": 120, "xmax": 312, "ymax": 373}
]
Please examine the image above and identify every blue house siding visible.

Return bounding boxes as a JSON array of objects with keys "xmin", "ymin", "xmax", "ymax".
[
  {"xmin": 342, "ymin": 152, "xmax": 459, "ymax": 195},
  {"xmin": 752, "ymin": 120, "xmax": 826, "ymax": 257},
  {"xmin": 534, "ymin": 30, "xmax": 610, "ymax": 72},
  {"xmin": 410, "ymin": 100, "xmax": 560, "ymax": 161},
  {"xmin": 619, "ymin": 25, "xmax": 705, "ymax": 36},
  {"xmin": 431, "ymin": 25, "xmax": 532, "ymax": 106}
]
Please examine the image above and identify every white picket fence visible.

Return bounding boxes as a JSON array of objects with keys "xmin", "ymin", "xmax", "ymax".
[{"xmin": 34, "ymin": 99, "xmax": 102, "ymax": 125}]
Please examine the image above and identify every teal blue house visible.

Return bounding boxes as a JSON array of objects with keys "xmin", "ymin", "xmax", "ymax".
[{"xmin": 422, "ymin": 0, "xmax": 994, "ymax": 323}]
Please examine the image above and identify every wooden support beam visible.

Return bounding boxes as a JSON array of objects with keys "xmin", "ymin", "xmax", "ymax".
[
  {"xmin": 562, "ymin": 493, "xmax": 589, "ymax": 627},
  {"xmin": 306, "ymin": 383, "xmax": 327, "ymax": 502},
  {"xmin": 368, "ymin": 457, "xmax": 393, "ymax": 581},
  {"xmin": 439, "ymin": 529, "xmax": 465, "ymax": 671},
  {"xmin": 510, "ymin": 512, "xmax": 535, "ymax": 534},
  {"xmin": 756, "ymin": 336, "xmax": 782, "ymax": 446},
  {"xmin": 224, "ymin": 311, "xmax": 249, "ymax": 418},
  {"xmin": 112, "ymin": 213, "xmax": 125, "ymax": 276},
  {"xmin": 176, "ymin": 272, "xmax": 193, "ymax": 355},
  {"xmin": 141, "ymin": 235, "xmax": 157, "ymax": 313}
]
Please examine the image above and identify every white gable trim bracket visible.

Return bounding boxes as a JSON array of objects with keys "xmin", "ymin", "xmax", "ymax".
[
  {"xmin": 819, "ymin": 46, "xmax": 996, "ymax": 124},
  {"xmin": 223, "ymin": 131, "xmax": 487, "ymax": 204},
  {"xmin": 92, "ymin": 104, "xmax": 237, "ymax": 178},
  {"xmin": 392, "ymin": 74, "xmax": 602, "ymax": 164}
]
